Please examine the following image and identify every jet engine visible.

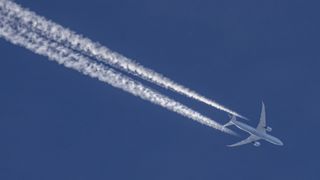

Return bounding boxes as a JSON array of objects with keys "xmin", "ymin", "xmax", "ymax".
[
  {"xmin": 265, "ymin": 126, "xmax": 272, "ymax": 132},
  {"xmin": 253, "ymin": 142, "xmax": 261, "ymax": 147}
]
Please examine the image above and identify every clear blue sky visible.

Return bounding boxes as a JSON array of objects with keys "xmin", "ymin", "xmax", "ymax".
[{"xmin": 0, "ymin": 0, "xmax": 319, "ymax": 179}]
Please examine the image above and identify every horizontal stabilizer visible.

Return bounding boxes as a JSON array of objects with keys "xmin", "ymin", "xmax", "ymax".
[
  {"xmin": 224, "ymin": 115, "xmax": 236, "ymax": 127},
  {"xmin": 224, "ymin": 121, "xmax": 233, "ymax": 128}
]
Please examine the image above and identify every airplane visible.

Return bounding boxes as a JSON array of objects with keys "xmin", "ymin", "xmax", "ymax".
[{"xmin": 224, "ymin": 102, "xmax": 283, "ymax": 147}]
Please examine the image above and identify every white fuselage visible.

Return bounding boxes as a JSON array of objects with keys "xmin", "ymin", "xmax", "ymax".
[{"xmin": 232, "ymin": 119, "xmax": 283, "ymax": 146}]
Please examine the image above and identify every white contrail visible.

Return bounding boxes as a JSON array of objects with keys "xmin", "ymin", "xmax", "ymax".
[
  {"xmin": 0, "ymin": 0, "xmax": 246, "ymax": 119},
  {"xmin": 0, "ymin": 11, "xmax": 236, "ymax": 135}
]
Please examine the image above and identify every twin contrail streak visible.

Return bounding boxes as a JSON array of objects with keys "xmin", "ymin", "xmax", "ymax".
[
  {"xmin": 0, "ymin": 4, "xmax": 236, "ymax": 135},
  {"xmin": 0, "ymin": 0, "xmax": 246, "ymax": 119}
]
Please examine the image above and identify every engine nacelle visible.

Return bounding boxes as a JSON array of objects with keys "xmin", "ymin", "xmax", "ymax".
[
  {"xmin": 265, "ymin": 126, "xmax": 272, "ymax": 132},
  {"xmin": 253, "ymin": 142, "xmax": 261, "ymax": 147}
]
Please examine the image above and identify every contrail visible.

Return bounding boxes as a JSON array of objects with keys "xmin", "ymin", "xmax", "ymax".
[
  {"xmin": 0, "ymin": 9, "xmax": 236, "ymax": 135},
  {"xmin": 0, "ymin": 0, "xmax": 246, "ymax": 119}
]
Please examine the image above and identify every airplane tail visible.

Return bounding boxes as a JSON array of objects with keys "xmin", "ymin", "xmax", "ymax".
[{"xmin": 224, "ymin": 115, "xmax": 236, "ymax": 128}]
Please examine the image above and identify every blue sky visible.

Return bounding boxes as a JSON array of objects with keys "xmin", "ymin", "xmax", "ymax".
[{"xmin": 0, "ymin": 0, "xmax": 319, "ymax": 179}]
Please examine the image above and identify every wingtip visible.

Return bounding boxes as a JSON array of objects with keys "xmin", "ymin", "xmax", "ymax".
[{"xmin": 226, "ymin": 143, "xmax": 238, "ymax": 147}]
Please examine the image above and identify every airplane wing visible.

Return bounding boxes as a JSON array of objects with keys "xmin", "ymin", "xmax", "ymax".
[
  {"xmin": 227, "ymin": 135, "xmax": 260, "ymax": 147},
  {"xmin": 256, "ymin": 101, "xmax": 266, "ymax": 133}
]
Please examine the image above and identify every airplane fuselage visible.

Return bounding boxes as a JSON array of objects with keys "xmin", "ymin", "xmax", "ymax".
[{"xmin": 232, "ymin": 119, "xmax": 283, "ymax": 146}]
